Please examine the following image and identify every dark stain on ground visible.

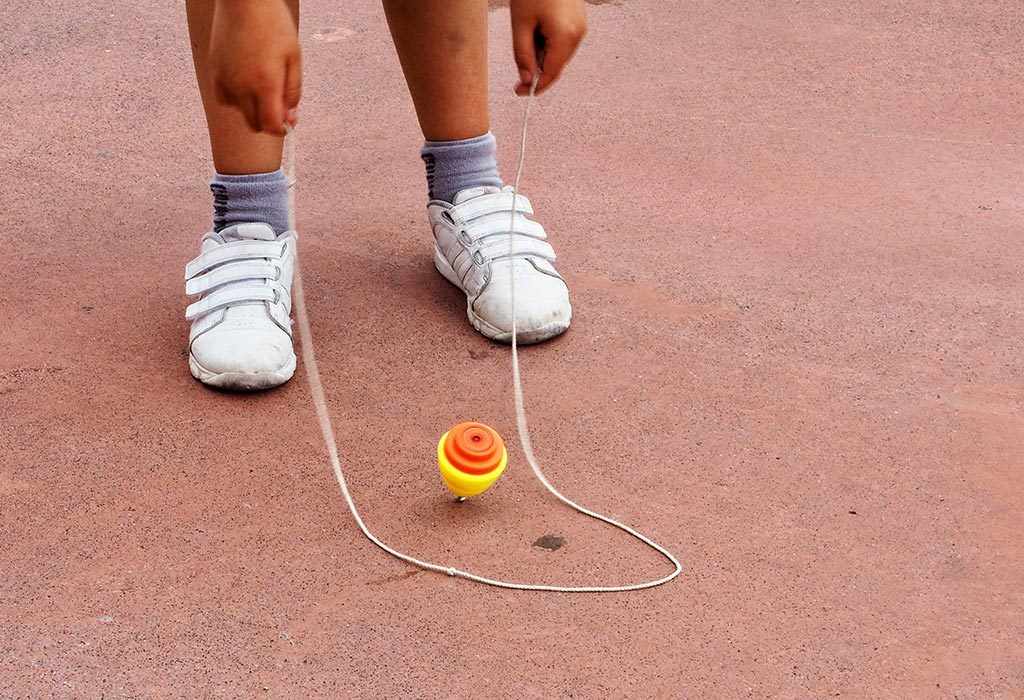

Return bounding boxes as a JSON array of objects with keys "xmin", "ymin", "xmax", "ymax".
[{"xmin": 533, "ymin": 534, "xmax": 566, "ymax": 551}]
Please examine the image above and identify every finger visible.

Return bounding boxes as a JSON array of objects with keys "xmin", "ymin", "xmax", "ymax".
[
  {"xmin": 257, "ymin": 89, "xmax": 286, "ymax": 135},
  {"xmin": 532, "ymin": 24, "xmax": 581, "ymax": 93},
  {"xmin": 534, "ymin": 14, "xmax": 586, "ymax": 94},
  {"xmin": 533, "ymin": 36, "xmax": 577, "ymax": 95},
  {"xmin": 247, "ymin": 95, "xmax": 267, "ymax": 134},
  {"xmin": 213, "ymin": 79, "xmax": 236, "ymax": 109},
  {"xmin": 283, "ymin": 51, "xmax": 302, "ymax": 127},
  {"xmin": 511, "ymin": 17, "xmax": 539, "ymax": 90},
  {"xmin": 232, "ymin": 94, "xmax": 257, "ymax": 133}
]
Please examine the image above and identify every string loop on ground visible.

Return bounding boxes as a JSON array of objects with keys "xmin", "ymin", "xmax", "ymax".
[{"xmin": 286, "ymin": 73, "xmax": 682, "ymax": 592}]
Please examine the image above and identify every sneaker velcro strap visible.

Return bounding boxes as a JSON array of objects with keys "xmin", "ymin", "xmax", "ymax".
[
  {"xmin": 476, "ymin": 235, "xmax": 556, "ymax": 262},
  {"xmin": 185, "ymin": 261, "xmax": 281, "ymax": 297},
  {"xmin": 468, "ymin": 217, "xmax": 547, "ymax": 242},
  {"xmin": 450, "ymin": 192, "xmax": 533, "ymax": 224},
  {"xmin": 184, "ymin": 239, "xmax": 286, "ymax": 280},
  {"xmin": 185, "ymin": 285, "xmax": 279, "ymax": 321}
]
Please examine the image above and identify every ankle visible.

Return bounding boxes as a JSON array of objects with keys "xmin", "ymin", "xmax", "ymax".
[
  {"xmin": 420, "ymin": 132, "xmax": 502, "ymax": 203},
  {"xmin": 210, "ymin": 169, "xmax": 290, "ymax": 235}
]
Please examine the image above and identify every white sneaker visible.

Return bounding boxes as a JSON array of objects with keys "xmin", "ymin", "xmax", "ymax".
[
  {"xmin": 429, "ymin": 186, "xmax": 572, "ymax": 344},
  {"xmin": 184, "ymin": 223, "xmax": 297, "ymax": 390}
]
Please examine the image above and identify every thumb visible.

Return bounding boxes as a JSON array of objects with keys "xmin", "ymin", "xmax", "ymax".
[
  {"xmin": 283, "ymin": 51, "xmax": 302, "ymax": 125},
  {"xmin": 512, "ymin": 18, "xmax": 539, "ymax": 87}
]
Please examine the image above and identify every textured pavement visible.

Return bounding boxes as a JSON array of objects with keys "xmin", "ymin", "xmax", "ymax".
[{"xmin": 2, "ymin": 0, "xmax": 1023, "ymax": 696}]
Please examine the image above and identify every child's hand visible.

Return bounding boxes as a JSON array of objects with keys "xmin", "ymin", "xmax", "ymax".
[
  {"xmin": 209, "ymin": 0, "xmax": 302, "ymax": 135},
  {"xmin": 510, "ymin": 0, "xmax": 587, "ymax": 96}
]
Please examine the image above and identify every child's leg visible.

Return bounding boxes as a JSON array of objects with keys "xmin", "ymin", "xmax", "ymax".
[
  {"xmin": 186, "ymin": 0, "xmax": 295, "ymax": 233},
  {"xmin": 182, "ymin": 0, "xmax": 301, "ymax": 390},
  {"xmin": 186, "ymin": 0, "xmax": 293, "ymax": 174},
  {"xmin": 385, "ymin": 0, "xmax": 572, "ymax": 344},
  {"xmin": 382, "ymin": 0, "xmax": 489, "ymax": 140},
  {"xmin": 383, "ymin": 0, "xmax": 502, "ymax": 203}
]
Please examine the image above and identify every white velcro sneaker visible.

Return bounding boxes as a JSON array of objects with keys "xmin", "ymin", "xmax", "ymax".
[
  {"xmin": 184, "ymin": 223, "xmax": 297, "ymax": 390},
  {"xmin": 429, "ymin": 186, "xmax": 572, "ymax": 344}
]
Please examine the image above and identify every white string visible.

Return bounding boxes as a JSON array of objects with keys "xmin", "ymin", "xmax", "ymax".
[{"xmin": 284, "ymin": 73, "xmax": 682, "ymax": 592}]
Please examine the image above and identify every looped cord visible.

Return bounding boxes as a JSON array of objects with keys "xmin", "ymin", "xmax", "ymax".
[{"xmin": 285, "ymin": 73, "xmax": 682, "ymax": 592}]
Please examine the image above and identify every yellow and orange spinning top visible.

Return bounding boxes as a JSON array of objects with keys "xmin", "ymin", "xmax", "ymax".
[{"xmin": 437, "ymin": 422, "xmax": 507, "ymax": 498}]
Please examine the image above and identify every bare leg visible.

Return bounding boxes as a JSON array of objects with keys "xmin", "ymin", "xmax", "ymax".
[
  {"xmin": 185, "ymin": 0, "xmax": 299, "ymax": 174},
  {"xmin": 382, "ymin": 0, "xmax": 490, "ymax": 141},
  {"xmin": 182, "ymin": 0, "xmax": 302, "ymax": 392}
]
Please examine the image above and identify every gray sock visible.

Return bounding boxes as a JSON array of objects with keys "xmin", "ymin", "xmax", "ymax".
[
  {"xmin": 420, "ymin": 132, "xmax": 502, "ymax": 203},
  {"xmin": 209, "ymin": 169, "xmax": 290, "ymax": 235}
]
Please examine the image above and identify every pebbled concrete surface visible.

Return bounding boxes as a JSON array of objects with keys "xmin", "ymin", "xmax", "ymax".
[{"xmin": 2, "ymin": 0, "xmax": 1023, "ymax": 696}]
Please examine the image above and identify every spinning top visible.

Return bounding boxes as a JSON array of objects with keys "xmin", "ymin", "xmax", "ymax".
[{"xmin": 437, "ymin": 422, "xmax": 507, "ymax": 498}]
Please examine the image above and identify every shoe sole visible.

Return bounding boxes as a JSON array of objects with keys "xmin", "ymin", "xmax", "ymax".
[
  {"xmin": 189, "ymin": 352, "xmax": 297, "ymax": 391},
  {"xmin": 433, "ymin": 245, "xmax": 570, "ymax": 345}
]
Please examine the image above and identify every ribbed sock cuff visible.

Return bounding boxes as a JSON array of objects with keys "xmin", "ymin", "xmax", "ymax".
[
  {"xmin": 209, "ymin": 168, "xmax": 290, "ymax": 234},
  {"xmin": 421, "ymin": 132, "xmax": 502, "ymax": 203}
]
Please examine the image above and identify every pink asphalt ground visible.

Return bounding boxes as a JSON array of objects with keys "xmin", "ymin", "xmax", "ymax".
[{"xmin": 3, "ymin": 0, "xmax": 1023, "ymax": 696}]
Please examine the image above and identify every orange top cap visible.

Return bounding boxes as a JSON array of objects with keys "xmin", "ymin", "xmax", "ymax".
[{"xmin": 444, "ymin": 422, "xmax": 505, "ymax": 475}]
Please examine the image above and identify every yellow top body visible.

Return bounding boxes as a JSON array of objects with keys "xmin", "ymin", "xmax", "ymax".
[{"xmin": 437, "ymin": 423, "xmax": 508, "ymax": 498}]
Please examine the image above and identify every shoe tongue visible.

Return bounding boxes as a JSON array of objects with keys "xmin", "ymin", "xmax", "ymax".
[
  {"xmin": 453, "ymin": 185, "xmax": 503, "ymax": 205},
  {"xmin": 219, "ymin": 222, "xmax": 279, "ymax": 242}
]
